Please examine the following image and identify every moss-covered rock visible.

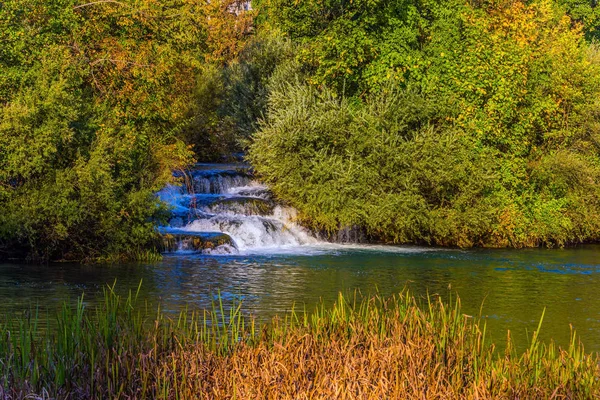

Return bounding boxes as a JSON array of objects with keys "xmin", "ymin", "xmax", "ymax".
[{"xmin": 159, "ymin": 231, "xmax": 236, "ymax": 252}]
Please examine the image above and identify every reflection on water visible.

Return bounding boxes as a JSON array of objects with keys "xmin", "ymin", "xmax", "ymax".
[{"xmin": 1, "ymin": 244, "xmax": 600, "ymax": 353}]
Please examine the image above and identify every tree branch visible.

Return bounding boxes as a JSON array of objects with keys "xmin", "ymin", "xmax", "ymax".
[
  {"xmin": 90, "ymin": 58, "xmax": 151, "ymax": 68},
  {"xmin": 73, "ymin": 0, "xmax": 130, "ymax": 10}
]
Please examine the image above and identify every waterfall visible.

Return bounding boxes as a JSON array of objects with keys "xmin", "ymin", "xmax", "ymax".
[{"xmin": 157, "ymin": 163, "xmax": 318, "ymax": 254}]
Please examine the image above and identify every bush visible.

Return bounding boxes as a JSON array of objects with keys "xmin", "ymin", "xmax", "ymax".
[
  {"xmin": 0, "ymin": 0, "xmax": 212, "ymax": 261},
  {"xmin": 250, "ymin": 85, "xmax": 503, "ymax": 246},
  {"xmin": 249, "ymin": 0, "xmax": 600, "ymax": 247},
  {"xmin": 184, "ymin": 32, "xmax": 295, "ymax": 160}
]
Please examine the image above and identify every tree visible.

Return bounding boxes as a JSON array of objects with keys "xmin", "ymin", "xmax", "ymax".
[
  {"xmin": 0, "ymin": 0, "xmax": 253, "ymax": 261},
  {"xmin": 249, "ymin": 0, "xmax": 600, "ymax": 248}
]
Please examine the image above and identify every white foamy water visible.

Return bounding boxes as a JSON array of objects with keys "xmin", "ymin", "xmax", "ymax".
[
  {"xmin": 158, "ymin": 164, "xmax": 437, "ymax": 256},
  {"xmin": 180, "ymin": 206, "xmax": 317, "ymax": 251},
  {"xmin": 194, "ymin": 175, "xmax": 252, "ymax": 194},
  {"xmin": 226, "ymin": 183, "xmax": 271, "ymax": 199},
  {"xmin": 157, "ymin": 165, "xmax": 320, "ymax": 254}
]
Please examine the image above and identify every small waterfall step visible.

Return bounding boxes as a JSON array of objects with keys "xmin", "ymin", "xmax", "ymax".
[
  {"xmin": 157, "ymin": 163, "xmax": 317, "ymax": 254},
  {"xmin": 206, "ymin": 196, "xmax": 276, "ymax": 216}
]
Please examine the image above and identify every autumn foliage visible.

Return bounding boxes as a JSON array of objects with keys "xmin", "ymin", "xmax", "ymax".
[{"xmin": 0, "ymin": 0, "xmax": 253, "ymax": 261}]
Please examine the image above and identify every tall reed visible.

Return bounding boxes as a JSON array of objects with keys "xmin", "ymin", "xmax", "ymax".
[{"xmin": 0, "ymin": 285, "xmax": 598, "ymax": 399}]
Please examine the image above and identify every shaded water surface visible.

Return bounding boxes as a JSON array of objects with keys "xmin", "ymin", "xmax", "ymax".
[{"xmin": 1, "ymin": 245, "xmax": 600, "ymax": 353}]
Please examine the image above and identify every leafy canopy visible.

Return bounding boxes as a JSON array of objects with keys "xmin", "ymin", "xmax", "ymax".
[
  {"xmin": 0, "ymin": 0, "xmax": 252, "ymax": 261},
  {"xmin": 250, "ymin": 0, "xmax": 600, "ymax": 247}
]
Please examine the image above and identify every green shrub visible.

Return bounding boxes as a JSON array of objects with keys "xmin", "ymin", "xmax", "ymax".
[
  {"xmin": 184, "ymin": 32, "xmax": 295, "ymax": 160},
  {"xmin": 250, "ymin": 85, "xmax": 504, "ymax": 246},
  {"xmin": 249, "ymin": 0, "xmax": 600, "ymax": 248},
  {"xmin": 0, "ymin": 0, "xmax": 205, "ymax": 261}
]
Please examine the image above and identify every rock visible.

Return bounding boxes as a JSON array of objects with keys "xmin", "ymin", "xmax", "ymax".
[{"xmin": 159, "ymin": 231, "xmax": 236, "ymax": 252}]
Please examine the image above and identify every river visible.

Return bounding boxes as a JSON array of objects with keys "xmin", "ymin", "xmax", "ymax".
[{"xmin": 1, "ymin": 163, "xmax": 599, "ymax": 354}]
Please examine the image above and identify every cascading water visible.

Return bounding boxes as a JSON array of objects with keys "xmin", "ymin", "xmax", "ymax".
[{"xmin": 157, "ymin": 163, "xmax": 318, "ymax": 254}]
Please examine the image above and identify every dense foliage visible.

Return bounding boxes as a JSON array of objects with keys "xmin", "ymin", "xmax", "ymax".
[
  {"xmin": 2, "ymin": 0, "xmax": 600, "ymax": 259},
  {"xmin": 0, "ymin": 0, "xmax": 252, "ymax": 261},
  {"xmin": 250, "ymin": 0, "xmax": 600, "ymax": 247},
  {"xmin": 184, "ymin": 32, "xmax": 294, "ymax": 160}
]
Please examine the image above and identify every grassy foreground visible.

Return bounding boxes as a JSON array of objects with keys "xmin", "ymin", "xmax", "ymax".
[{"xmin": 1, "ymin": 286, "xmax": 599, "ymax": 399}]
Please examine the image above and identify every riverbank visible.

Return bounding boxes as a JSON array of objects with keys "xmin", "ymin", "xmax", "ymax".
[{"xmin": 1, "ymin": 286, "xmax": 598, "ymax": 399}]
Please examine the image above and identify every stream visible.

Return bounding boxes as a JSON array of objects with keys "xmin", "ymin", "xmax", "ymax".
[{"xmin": 1, "ymin": 163, "xmax": 599, "ymax": 353}]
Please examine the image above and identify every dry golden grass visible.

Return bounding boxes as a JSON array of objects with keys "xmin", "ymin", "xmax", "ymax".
[
  {"xmin": 156, "ymin": 294, "xmax": 600, "ymax": 399},
  {"xmin": 1, "ymin": 289, "xmax": 599, "ymax": 399}
]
